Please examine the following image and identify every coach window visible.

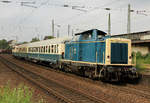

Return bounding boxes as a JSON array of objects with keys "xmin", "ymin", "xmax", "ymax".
[
  {"xmin": 51, "ymin": 45, "xmax": 53, "ymax": 53},
  {"xmin": 34, "ymin": 47, "xmax": 36, "ymax": 52},
  {"xmin": 49, "ymin": 46, "xmax": 50, "ymax": 53},
  {"xmin": 53, "ymin": 45, "xmax": 55, "ymax": 53},
  {"xmin": 32, "ymin": 48, "xmax": 34, "ymax": 52},
  {"xmin": 40, "ymin": 47, "xmax": 42, "ymax": 53},
  {"xmin": 42, "ymin": 46, "xmax": 44, "ymax": 53},
  {"xmin": 57, "ymin": 44, "xmax": 59, "ymax": 53},
  {"xmin": 35, "ymin": 47, "xmax": 37, "ymax": 52},
  {"xmin": 56, "ymin": 45, "xmax": 58, "ymax": 53},
  {"xmin": 56, "ymin": 45, "xmax": 57, "ymax": 53},
  {"xmin": 46, "ymin": 46, "xmax": 48, "ymax": 53},
  {"xmin": 42, "ymin": 47, "xmax": 43, "ymax": 53},
  {"xmin": 47, "ymin": 46, "xmax": 49, "ymax": 53},
  {"xmin": 45, "ymin": 46, "xmax": 46, "ymax": 53},
  {"xmin": 42, "ymin": 47, "xmax": 44, "ymax": 53},
  {"xmin": 55, "ymin": 45, "xmax": 57, "ymax": 53},
  {"xmin": 54, "ymin": 45, "xmax": 56, "ymax": 53},
  {"xmin": 38, "ymin": 47, "xmax": 40, "ymax": 53},
  {"xmin": 45, "ymin": 46, "xmax": 47, "ymax": 53},
  {"xmin": 43, "ymin": 46, "xmax": 45, "ymax": 53}
]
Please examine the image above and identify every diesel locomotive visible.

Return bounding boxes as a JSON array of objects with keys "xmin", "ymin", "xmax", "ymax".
[{"xmin": 12, "ymin": 29, "xmax": 139, "ymax": 82}]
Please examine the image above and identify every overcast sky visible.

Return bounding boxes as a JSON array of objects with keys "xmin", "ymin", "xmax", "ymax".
[{"xmin": 0, "ymin": 0, "xmax": 150, "ymax": 42}]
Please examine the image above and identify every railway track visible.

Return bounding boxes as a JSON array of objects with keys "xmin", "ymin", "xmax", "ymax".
[
  {"xmin": 2, "ymin": 54, "xmax": 150, "ymax": 103},
  {"xmin": 26, "ymin": 59, "xmax": 150, "ymax": 99},
  {"xmin": 107, "ymin": 84, "xmax": 150, "ymax": 100},
  {"xmin": 0, "ymin": 56, "xmax": 108, "ymax": 103}
]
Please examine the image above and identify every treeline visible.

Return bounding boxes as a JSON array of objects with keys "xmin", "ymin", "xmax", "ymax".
[{"xmin": 0, "ymin": 39, "xmax": 10, "ymax": 49}]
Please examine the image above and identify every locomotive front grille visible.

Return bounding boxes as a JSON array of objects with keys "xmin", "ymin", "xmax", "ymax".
[{"xmin": 111, "ymin": 43, "xmax": 128, "ymax": 64}]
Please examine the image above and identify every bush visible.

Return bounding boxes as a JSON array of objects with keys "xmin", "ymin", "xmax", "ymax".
[
  {"xmin": 134, "ymin": 52, "xmax": 150, "ymax": 71},
  {"xmin": 0, "ymin": 84, "xmax": 43, "ymax": 103}
]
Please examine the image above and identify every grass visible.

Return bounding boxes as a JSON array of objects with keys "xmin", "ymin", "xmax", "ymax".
[{"xmin": 0, "ymin": 83, "xmax": 44, "ymax": 103}]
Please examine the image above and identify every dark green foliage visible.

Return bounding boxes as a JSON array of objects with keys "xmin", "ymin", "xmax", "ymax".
[
  {"xmin": 21, "ymin": 42, "xmax": 28, "ymax": 44},
  {"xmin": 30, "ymin": 37, "xmax": 40, "ymax": 43},
  {"xmin": 135, "ymin": 52, "xmax": 150, "ymax": 71},
  {"xmin": 136, "ymin": 52, "xmax": 150, "ymax": 64},
  {"xmin": 44, "ymin": 36, "xmax": 55, "ymax": 40},
  {"xmin": 0, "ymin": 39, "xmax": 10, "ymax": 49}
]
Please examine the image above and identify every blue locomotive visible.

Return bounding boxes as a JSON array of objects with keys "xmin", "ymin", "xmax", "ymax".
[
  {"xmin": 60, "ymin": 29, "xmax": 138, "ymax": 81},
  {"xmin": 12, "ymin": 29, "xmax": 139, "ymax": 82}
]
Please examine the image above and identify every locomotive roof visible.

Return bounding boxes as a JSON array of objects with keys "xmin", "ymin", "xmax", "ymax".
[{"xmin": 75, "ymin": 29, "xmax": 107, "ymax": 36}]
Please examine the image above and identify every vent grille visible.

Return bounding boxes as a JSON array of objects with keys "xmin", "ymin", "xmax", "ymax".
[{"xmin": 111, "ymin": 43, "xmax": 128, "ymax": 64}]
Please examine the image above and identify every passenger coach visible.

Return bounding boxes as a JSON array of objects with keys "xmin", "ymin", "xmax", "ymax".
[{"xmin": 13, "ymin": 38, "xmax": 71, "ymax": 64}]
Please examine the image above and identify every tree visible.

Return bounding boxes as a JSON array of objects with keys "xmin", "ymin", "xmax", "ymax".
[
  {"xmin": 0, "ymin": 39, "xmax": 9, "ymax": 49},
  {"xmin": 21, "ymin": 42, "xmax": 28, "ymax": 44},
  {"xmin": 30, "ymin": 37, "xmax": 40, "ymax": 43},
  {"xmin": 44, "ymin": 36, "xmax": 55, "ymax": 40}
]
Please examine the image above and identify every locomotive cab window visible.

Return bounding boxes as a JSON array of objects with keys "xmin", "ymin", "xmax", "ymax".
[
  {"xmin": 97, "ymin": 30, "xmax": 106, "ymax": 39},
  {"xmin": 97, "ymin": 35, "xmax": 104, "ymax": 39},
  {"xmin": 81, "ymin": 33, "xmax": 92, "ymax": 40}
]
